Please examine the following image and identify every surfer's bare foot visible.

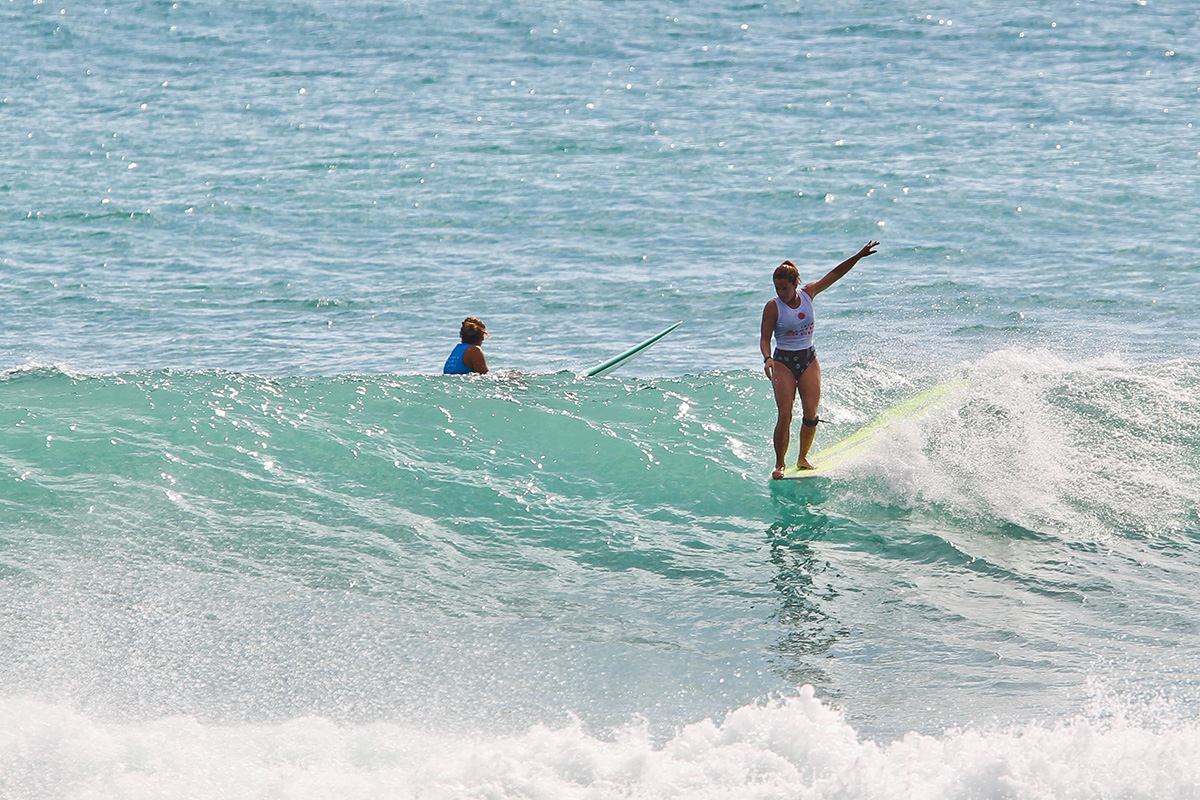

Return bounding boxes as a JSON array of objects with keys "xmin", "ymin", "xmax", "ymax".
[
  {"xmin": 796, "ymin": 459, "xmax": 815, "ymax": 471},
  {"xmin": 771, "ymin": 465, "xmax": 785, "ymax": 480}
]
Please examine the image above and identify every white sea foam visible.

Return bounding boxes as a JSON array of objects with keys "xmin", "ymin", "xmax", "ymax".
[
  {"xmin": 3, "ymin": 686, "xmax": 1199, "ymax": 800},
  {"xmin": 848, "ymin": 349, "xmax": 1200, "ymax": 542}
]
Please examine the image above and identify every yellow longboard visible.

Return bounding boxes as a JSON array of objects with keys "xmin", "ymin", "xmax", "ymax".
[{"xmin": 778, "ymin": 379, "xmax": 964, "ymax": 480}]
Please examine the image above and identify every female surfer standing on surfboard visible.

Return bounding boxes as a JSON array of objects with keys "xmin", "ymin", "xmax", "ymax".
[
  {"xmin": 443, "ymin": 317, "xmax": 489, "ymax": 374},
  {"xmin": 761, "ymin": 241, "xmax": 879, "ymax": 479}
]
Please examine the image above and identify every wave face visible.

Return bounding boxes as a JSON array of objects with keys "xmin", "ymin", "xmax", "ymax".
[{"xmin": 2, "ymin": 354, "xmax": 1199, "ymax": 797}]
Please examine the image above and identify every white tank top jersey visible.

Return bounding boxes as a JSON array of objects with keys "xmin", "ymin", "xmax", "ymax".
[{"xmin": 773, "ymin": 292, "xmax": 815, "ymax": 350}]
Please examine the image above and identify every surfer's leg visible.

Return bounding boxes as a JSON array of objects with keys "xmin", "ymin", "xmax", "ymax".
[
  {"xmin": 771, "ymin": 365, "xmax": 797, "ymax": 479},
  {"xmin": 796, "ymin": 358, "xmax": 821, "ymax": 469}
]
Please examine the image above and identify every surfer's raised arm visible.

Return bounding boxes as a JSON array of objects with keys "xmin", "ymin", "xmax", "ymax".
[{"xmin": 802, "ymin": 241, "xmax": 879, "ymax": 299}]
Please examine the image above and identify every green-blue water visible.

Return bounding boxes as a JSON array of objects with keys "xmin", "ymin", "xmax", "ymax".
[{"xmin": 2, "ymin": 0, "xmax": 1200, "ymax": 796}]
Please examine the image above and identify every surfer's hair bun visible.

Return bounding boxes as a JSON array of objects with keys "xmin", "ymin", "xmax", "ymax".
[
  {"xmin": 773, "ymin": 260, "xmax": 799, "ymax": 284},
  {"xmin": 460, "ymin": 317, "xmax": 488, "ymax": 345}
]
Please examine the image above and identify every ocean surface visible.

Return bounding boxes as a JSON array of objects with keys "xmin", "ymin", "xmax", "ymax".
[{"xmin": 3, "ymin": 0, "xmax": 1200, "ymax": 796}]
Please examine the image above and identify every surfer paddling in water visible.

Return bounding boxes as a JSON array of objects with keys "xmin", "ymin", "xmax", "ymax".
[
  {"xmin": 761, "ymin": 241, "xmax": 879, "ymax": 479},
  {"xmin": 443, "ymin": 317, "xmax": 489, "ymax": 374}
]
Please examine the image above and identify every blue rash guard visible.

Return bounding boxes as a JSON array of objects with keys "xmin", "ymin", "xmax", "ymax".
[{"xmin": 443, "ymin": 342, "xmax": 472, "ymax": 374}]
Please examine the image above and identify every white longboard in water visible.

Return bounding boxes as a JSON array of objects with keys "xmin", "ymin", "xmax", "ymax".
[
  {"xmin": 583, "ymin": 322, "xmax": 682, "ymax": 377},
  {"xmin": 779, "ymin": 379, "xmax": 964, "ymax": 480}
]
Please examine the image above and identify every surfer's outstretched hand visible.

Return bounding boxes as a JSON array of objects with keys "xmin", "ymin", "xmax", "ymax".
[{"xmin": 857, "ymin": 240, "xmax": 880, "ymax": 259}]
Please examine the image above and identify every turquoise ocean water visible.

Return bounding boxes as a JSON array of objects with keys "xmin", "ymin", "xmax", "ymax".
[{"xmin": 3, "ymin": 1, "xmax": 1200, "ymax": 796}]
